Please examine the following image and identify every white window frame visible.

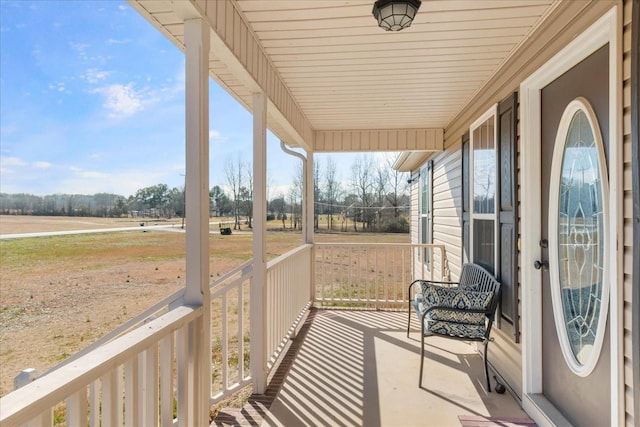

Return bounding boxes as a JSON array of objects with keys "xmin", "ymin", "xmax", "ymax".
[
  {"xmin": 469, "ymin": 104, "xmax": 499, "ymax": 274},
  {"xmin": 419, "ymin": 161, "xmax": 433, "ymax": 267}
]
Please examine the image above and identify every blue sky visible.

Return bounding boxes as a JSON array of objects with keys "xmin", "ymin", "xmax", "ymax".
[{"xmin": 0, "ymin": 0, "xmax": 379, "ymax": 198}]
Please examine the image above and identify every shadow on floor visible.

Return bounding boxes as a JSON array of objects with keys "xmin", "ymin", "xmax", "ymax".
[{"xmin": 212, "ymin": 308, "xmax": 532, "ymax": 427}]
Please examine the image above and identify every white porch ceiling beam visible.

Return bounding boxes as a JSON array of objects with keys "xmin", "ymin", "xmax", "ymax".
[{"xmin": 313, "ymin": 128, "xmax": 443, "ymax": 152}]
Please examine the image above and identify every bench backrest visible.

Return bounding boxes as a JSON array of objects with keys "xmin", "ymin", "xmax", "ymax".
[{"xmin": 458, "ymin": 263, "xmax": 501, "ymax": 318}]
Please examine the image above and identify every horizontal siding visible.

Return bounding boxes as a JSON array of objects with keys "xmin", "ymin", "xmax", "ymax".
[
  {"xmin": 432, "ymin": 140, "xmax": 463, "ymax": 281},
  {"xmin": 410, "ymin": 175, "xmax": 420, "ymax": 278},
  {"xmin": 313, "ymin": 129, "xmax": 444, "ymax": 152}
]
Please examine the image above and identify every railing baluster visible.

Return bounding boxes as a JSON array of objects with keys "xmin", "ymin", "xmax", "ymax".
[
  {"xmin": 238, "ymin": 282, "xmax": 245, "ymax": 381},
  {"xmin": 221, "ymin": 293, "xmax": 228, "ymax": 392},
  {"xmin": 101, "ymin": 370, "xmax": 118, "ymax": 426},
  {"xmin": 160, "ymin": 334, "xmax": 174, "ymax": 427},
  {"xmin": 89, "ymin": 381, "xmax": 99, "ymax": 427},
  {"xmin": 124, "ymin": 357, "xmax": 139, "ymax": 427},
  {"xmin": 176, "ymin": 325, "xmax": 188, "ymax": 427},
  {"xmin": 66, "ymin": 387, "xmax": 88, "ymax": 426},
  {"xmin": 117, "ymin": 365, "xmax": 124, "ymax": 426},
  {"xmin": 143, "ymin": 345, "xmax": 159, "ymax": 427}
]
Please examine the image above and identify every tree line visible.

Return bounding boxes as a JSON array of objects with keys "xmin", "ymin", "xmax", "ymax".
[{"xmin": 0, "ymin": 154, "xmax": 410, "ymax": 233}]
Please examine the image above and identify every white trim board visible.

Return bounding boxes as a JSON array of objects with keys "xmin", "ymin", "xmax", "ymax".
[{"xmin": 519, "ymin": 6, "xmax": 622, "ymax": 427}]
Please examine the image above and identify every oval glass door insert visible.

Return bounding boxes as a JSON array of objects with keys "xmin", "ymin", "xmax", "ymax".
[{"xmin": 548, "ymin": 97, "xmax": 609, "ymax": 377}]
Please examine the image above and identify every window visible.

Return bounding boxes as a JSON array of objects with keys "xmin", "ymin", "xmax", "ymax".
[
  {"xmin": 463, "ymin": 94, "xmax": 520, "ymax": 343},
  {"xmin": 470, "ymin": 106, "xmax": 498, "ymax": 274},
  {"xmin": 419, "ymin": 161, "xmax": 433, "ymax": 266}
]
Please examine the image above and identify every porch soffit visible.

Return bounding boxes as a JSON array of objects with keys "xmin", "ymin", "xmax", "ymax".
[{"xmin": 130, "ymin": 0, "xmax": 559, "ymax": 153}]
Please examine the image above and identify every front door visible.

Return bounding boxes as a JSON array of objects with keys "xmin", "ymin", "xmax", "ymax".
[{"xmin": 538, "ymin": 44, "xmax": 611, "ymax": 426}]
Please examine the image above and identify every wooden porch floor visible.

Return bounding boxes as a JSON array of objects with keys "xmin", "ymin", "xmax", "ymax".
[{"xmin": 212, "ymin": 309, "xmax": 533, "ymax": 427}]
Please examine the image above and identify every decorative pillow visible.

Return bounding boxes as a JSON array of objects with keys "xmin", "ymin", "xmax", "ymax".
[
  {"xmin": 461, "ymin": 283, "xmax": 481, "ymax": 292},
  {"xmin": 422, "ymin": 284, "xmax": 493, "ymax": 325}
]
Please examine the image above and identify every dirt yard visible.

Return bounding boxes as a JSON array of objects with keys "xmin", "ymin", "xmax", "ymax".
[
  {"xmin": 0, "ymin": 215, "xmax": 408, "ymax": 398},
  {"xmin": 0, "ymin": 215, "xmax": 304, "ymax": 396}
]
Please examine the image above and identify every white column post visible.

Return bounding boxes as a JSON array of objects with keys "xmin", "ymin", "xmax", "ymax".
[
  {"xmin": 184, "ymin": 17, "xmax": 210, "ymax": 426},
  {"xmin": 304, "ymin": 151, "xmax": 315, "ymax": 245},
  {"xmin": 251, "ymin": 92, "xmax": 268, "ymax": 394},
  {"xmin": 305, "ymin": 151, "xmax": 316, "ymax": 301}
]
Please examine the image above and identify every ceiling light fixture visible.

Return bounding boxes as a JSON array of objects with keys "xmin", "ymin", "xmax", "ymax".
[{"xmin": 372, "ymin": 0, "xmax": 421, "ymax": 31}]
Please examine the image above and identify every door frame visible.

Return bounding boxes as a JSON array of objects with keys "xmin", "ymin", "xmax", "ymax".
[{"xmin": 520, "ymin": 6, "xmax": 622, "ymax": 426}]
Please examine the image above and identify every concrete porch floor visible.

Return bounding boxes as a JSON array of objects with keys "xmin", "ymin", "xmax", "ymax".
[{"xmin": 213, "ymin": 309, "xmax": 533, "ymax": 427}]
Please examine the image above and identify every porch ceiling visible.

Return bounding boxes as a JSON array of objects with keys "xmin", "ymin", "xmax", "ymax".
[{"xmin": 130, "ymin": 0, "xmax": 558, "ymax": 151}]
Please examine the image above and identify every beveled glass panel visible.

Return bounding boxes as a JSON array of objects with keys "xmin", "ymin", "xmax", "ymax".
[{"xmin": 557, "ymin": 109, "xmax": 604, "ymax": 365}]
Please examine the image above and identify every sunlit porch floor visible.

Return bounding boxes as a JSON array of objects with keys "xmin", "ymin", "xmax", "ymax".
[{"xmin": 212, "ymin": 308, "xmax": 533, "ymax": 427}]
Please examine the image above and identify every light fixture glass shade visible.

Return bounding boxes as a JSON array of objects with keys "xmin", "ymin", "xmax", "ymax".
[{"xmin": 372, "ymin": 0, "xmax": 421, "ymax": 31}]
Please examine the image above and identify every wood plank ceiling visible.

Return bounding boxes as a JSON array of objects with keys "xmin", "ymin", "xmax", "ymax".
[
  {"xmin": 132, "ymin": 0, "xmax": 557, "ymax": 141},
  {"xmin": 234, "ymin": 0, "xmax": 555, "ymax": 131}
]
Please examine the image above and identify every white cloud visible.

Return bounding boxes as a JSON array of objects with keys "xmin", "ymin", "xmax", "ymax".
[
  {"xmin": 69, "ymin": 165, "xmax": 108, "ymax": 179},
  {"xmin": 33, "ymin": 161, "xmax": 52, "ymax": 169},
  {"xmin": 107, "ymin": 38, "xmax": 129, "ymax": 45},
  {"xmin": 92, "ymin": 83, "xmax": 143, "ymax": 118},
  {"xmin": 79, "ymin": 171, "xmax": 108, "ymax": 179},
  {"xmin": 1, "ymin": 156, "xmax": 27, "ymax": 167},
  {"xmin": 69, "ymin": 42, "xmax": 89, "ymax": 60},
  {"xmin": 0, "ymin": 156, "xmax": 27, "ymax": 175},
  {"xmin": 209, "ymin": 130, "xmax": 227, "ymax": 142},
  {"xmin": 83, "ymin": 68, "xmax": 111, "ymax": 84},
  {"xmin": 48, "ymin": 82, "xmax": 66, "ymax": 92}
]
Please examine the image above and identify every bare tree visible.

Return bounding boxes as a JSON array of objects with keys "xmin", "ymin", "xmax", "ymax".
[
  {"xmin": 245, "ymin": 168, "xmax": 253, "ymax": 228},
  {"xmin": 224, "ymin": 157, "xmax": 244, "ymax": 229},
  {"xmin": 324, "ymin": 157, "xmax": 340, "ymax": 231},
  {"xmin": 290, "ymin": 163, "xmax": 303, "ymax": 229},
  {"xmin": 373, "ymin": 162, "xmax": 389, "ymax": 230},
  {"xmin": 385, "ymin": 154, "xmax": 408, "ymax": 218},
  {"xmin": 313, "ymin": 158, "xmax": 321, "ymax": 230},
  {"xmin": 350, "ymin": 154, "xmax": 375, "ymax": 231}
]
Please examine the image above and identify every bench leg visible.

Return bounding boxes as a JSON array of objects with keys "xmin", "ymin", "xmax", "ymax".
[
  {"xmin": 419, "ymin": 330, "xmax": 425, "ymax": 388},
  {"xmin": 484, "ymin": 340, "xmax": 491, "ymax": 392},
  {"xmin": 407, "ymin": 300, "xmax": 412, "ymax": 337}
]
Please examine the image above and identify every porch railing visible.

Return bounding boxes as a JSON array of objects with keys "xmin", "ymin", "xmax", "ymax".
[
  {"xmin": 265, "ymin": 244, "xmax": 313, "ymax": 368},
  {"xmin": 0, "ymin": 242, "xmax": 316, "ymax": 426},
  {"xmin": 314, "ymin": 243, "xmax": 448, "ymax": 307},
  {"xmin": 1, "ymin": 304, "xmax": 203, "ymax": 427},
  {"xmin": 0, "ymin": 242, "xmax": 443, "ymax": 426},
  {"xmin": 210, "ymin": 261, "xmax": 254, "ymax": 403}
]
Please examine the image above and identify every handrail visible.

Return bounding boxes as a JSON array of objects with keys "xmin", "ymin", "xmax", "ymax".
[
  {"xmin": 0, "ymin": 305, "xmax": 201, "ymax": 426},
  {"xmin": 266, "ymin": 243, "xmax": 313, "ymax": 269}
]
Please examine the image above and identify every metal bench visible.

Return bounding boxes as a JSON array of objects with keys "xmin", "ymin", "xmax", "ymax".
[{"xmin": 407, "ymin": 263, "xmax": 502, "ymax": 392}]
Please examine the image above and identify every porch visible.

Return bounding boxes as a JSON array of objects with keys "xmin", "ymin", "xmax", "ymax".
[
  {"xmin": 0, "ymin": 243, "xmax": 529, "ymax": 426},
  {"xmin": 213, "ymin": 309, "xmax": 529, "ymax": 427}
]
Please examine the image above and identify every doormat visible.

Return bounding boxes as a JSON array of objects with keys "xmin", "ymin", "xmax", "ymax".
[{"xmin": 458, "ymin": 415, "xmax": 537, "ymax": 427}]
